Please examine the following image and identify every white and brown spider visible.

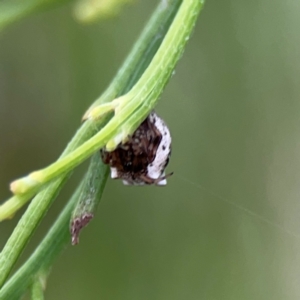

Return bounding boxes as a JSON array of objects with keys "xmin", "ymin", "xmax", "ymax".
[{"xmin": 101, "ymin": 111, "xmax": 172, "ymax": 185}]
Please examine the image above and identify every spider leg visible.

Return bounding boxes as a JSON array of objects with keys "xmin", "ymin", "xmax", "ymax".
[{"xmin": 139, "ymin": 172, "xmax": 174, "ymax": 185}]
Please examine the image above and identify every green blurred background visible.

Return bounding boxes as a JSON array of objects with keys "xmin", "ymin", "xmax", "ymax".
[{"xmin": 1, "ymin": 0, "xmax": 300, "ymax": 299}]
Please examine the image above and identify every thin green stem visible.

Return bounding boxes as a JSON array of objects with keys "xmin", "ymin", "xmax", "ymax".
[
  {"xmin": 0, "ymin": 121, "xmax": 96, "ymax": 287},
  {"xmin": 0, "ymin": 0, "xmax": 183, "ymax": 289},
  {"xmin": 70, "ymin": 154, "xmax": 107, "ymax": 245},
  {"xmin": 83, "ymin": 0, "xmax": 182, "ymax": 115},
  {"xmin": 0, "ymin": 158, "xmax": 108, "ymax": 300},
  {"xmin": 0, "ymin": 0, "xmax": 181, "ymax": 220},
  {"xmin": 10, "ymin": 0, "xmax": 205, "ymax": 197},
  {"xmin": 0, "ymin": 193, "xmax": 34, "ymax": 222},
  {"xmin": 0, "ymin": 176, "xmax": 70, "ymax": 289},
  {"xmin": 30, "ymin": 270, "xmax": 47, "ymax": 300}
]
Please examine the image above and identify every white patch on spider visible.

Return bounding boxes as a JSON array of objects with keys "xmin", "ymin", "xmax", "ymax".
[
  {"xmin": 110, "ymin": 167, "xmax": 118, "ymax": 179},
  {"xmin": 146, "ymin": 113, "xmax": 171, "ymax": 185},
  {"xmin": 122, "ymin": 179, "xmax": 145, "ymax": 186}
]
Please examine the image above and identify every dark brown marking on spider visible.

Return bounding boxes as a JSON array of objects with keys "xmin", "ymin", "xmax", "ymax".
[{"xmin": 101, "ymin": 114, "xmax": 161, "ymax": 177}]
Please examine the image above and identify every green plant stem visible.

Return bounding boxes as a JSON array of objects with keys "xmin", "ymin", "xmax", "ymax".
[
  {"xmin": 0, "ymin": 0, "xmax": 183, "ymax": 289},
  {"xmin": 0, "ymin": 0, "xmax": 180, "ymax": 221},
  {"xmin": 10, "ymin": 0, "xmax": 205, "ymax": 197},
  {"xmin": 70, "ymin": 154, "xmax": 106, "ymax": 245},
  {"xmin": 0, "ymin": 159, "xmax": 108, "ymax": 300},
  {"xmin": 30, "ymin": 270, "xmax": 47, "ymax": 300},
  {"xmin": 0, "ymin": 193, "xmax": 34, "ymax": 221},
  {"xmin": 0, "ymin": 122, "xmax": 94, "ymax": 288},
  {"xmin": 82, "ymin": 0, "xmax": 183, "ymax": 114},
  {"xmin": 0, "ymin": 177, "xmax": 68, "ymax": 289},
  {"xmin": 31, "ymin": 280, "xmax": 44, "ymax": 300}
]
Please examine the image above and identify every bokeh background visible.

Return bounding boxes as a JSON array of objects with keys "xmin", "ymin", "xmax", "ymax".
[{"xmin": 1, "ymin": 0, "xmax": 300, "ymax": 299}]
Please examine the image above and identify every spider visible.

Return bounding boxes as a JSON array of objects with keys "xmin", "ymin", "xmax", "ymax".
[{"xmin": 101, "ymin": 111, "xmax": 172, "ymax": 185}]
